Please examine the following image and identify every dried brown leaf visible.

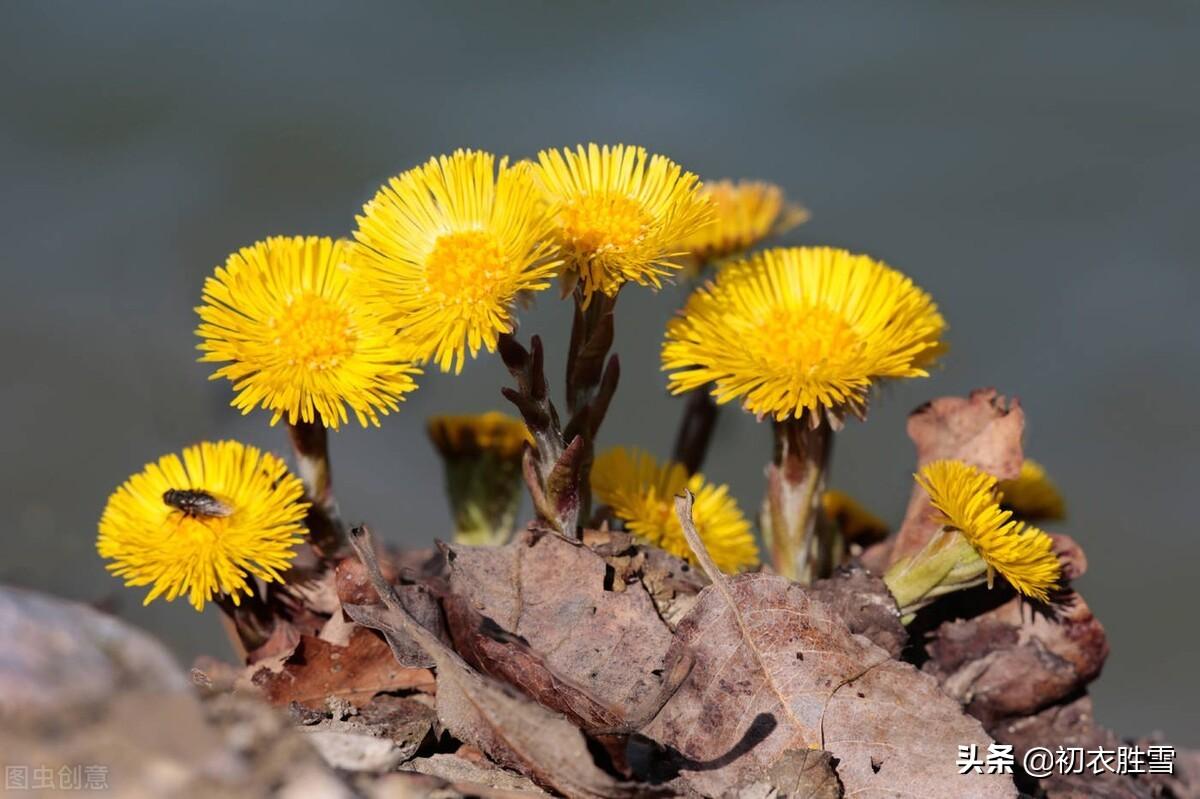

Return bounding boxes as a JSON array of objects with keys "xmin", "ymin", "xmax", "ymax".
[
  {"xmin": 733, "ymin": 748, "xmax": 843, "ymax": 799},
  {"xmin": 807, "ymin": 565, "xmax": 906, "ymax": 658},
  {"xmin": 254, "ymin": 628, "xmax": 435, "ymax": 709},
  {"xmin": 335, "ymin": 555, "xmax": 448, "ymax": 668},
  {"xmin": 443, "ymin": 532, "xmax": 679, "ymax": 729},
  {"xmin": 644, "ymin": 493, "xmax": 1016, "ymax": 798},
  {"xmin": 403, "ymin": 753, "xmax": 552, "ymax": 797},
  {"xmin": 345, "ymin": 526, "xmax": 665, "ymax": 799},
  {"xmin": 583, "ymin": 528, "xmax": 708, "ymax": 630},
  {"xmin": 924, "ymin": 586, "xmax": 1108, "ymax": 726},
  {"xmin": 888, "ymin": 389, "xmax": 1025, "ymax": 565}
]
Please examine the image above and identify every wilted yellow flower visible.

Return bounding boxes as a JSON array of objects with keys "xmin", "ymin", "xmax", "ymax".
[
  {"xmin": 663, "ymin": 246, "xmax": 946, "ymax": 424},
  {"xmin": 678, "ymin": 179, "xmax": 808, "ymax": 266},
  {"xmin": 351, "ymin": 150, "xmax": 559, "ymax": 373},
  {"xmin": 822, "ymin": 489, "xmax": 889, "ymax": 544},
  {"xmin": 97, "ymin": 441, "xmax": 308, "ymax": 611},
  {"xmin": 592, "ymin": 447, "xmax": 758, "ymax": 573},
  {"xmin": 427, "ymin": 412, "xmax": 532, "ymax": 546},
  {"xmin": 999, "ymin": 459, "xmax": 1066, "ymax": 521},
  {"xmin": 917, "ymin": 460, "xmax": 1061, "ymax": 602},
  {"xmin": 197, "ymin": 236, "xmax": 419, "ymax": 429},
  {"xmin": 534, "ymin": 143, "xmax": 711, "ymax": 304}
]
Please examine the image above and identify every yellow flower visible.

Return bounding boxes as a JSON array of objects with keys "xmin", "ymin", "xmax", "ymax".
[
  {"xmin": 822, "ymin": 489, "xmax": 889, "ymax": 544},
  {"xmin": 999, "ymin": 459, "xmax": 1066, "ymax": 521},
  {"xmin": 916, "ymin": 459, "xmax": 1061, "ymax": 602},
  {"xmin": 427, "ymin": 412, "xmax": 532, "ymax": 546},
  {"xmin": 427, "ymin": 411, "xmax": 532, "ymax": 460},
  {"xmin": 662, "ymin": 246, "xmax": 946, "ymax": 423},
  {"xmin": 97, "ymin": 441, "xmax": 309, "ymax": 611},
  {"xmin": 351, "ymin": 150, "xmax": 558, "ymax": 373},
  {"xmin": 197, "ymin": 236, "xmax": 419, "ymax": 429},
  {"xmin": 678, "ymin": 179, "xmax": 808, "ymax": 266},
  {"xmin": 592, "ymin": 447, "xmax": 758, "ymax": 573},
  {"xmin": 533, "ymin": 143, "xmax": 711, "ymax": 304}
]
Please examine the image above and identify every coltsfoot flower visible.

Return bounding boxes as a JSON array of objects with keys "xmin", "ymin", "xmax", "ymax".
[
  {"xmin": 534, "ymin": 143, "xmax": 711, "ymax": 304},
  {"xmin": 663, "ymin": 246, "xmax": 946, "ymax": 424},
  {"xmin": 999, "ymin": 459, "xmax": 1066, "ymax": 521},
  {"xmin": 351, "ymin": 150, "xmax": 559, "ymax": 373},
  {"xmin": 197, "ymin": 235, "xmax": 419, "ymax": 429},
  {"xmin": 822, "ymin": 489, "xmax": 889, "ymax": 545},
  {"xmin": 427, "ymin": 412, "xmax": 532, "ymax": 546},
  {"xmin": 677, "ymin": 179, "xmax": 808, "ymax": 267},
  {"xmin": 592, "ymin": 446, "xmax": 758, "ymax": 573},
  {"xmin": 97, "ymin": 441, "xmax": 309, "ymax": 610},
  {"xmin": 885, "ymin": 459, "xmax": 1062, "ymax": 618}
]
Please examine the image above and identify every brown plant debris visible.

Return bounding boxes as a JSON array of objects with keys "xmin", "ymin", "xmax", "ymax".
[
  {"xmin": 254, "ymin": 627, "xmax": 436, "ymax": 710},
  {"xmin": 923, "ymin": 583, "xmax": 1108, "ymax": 726},
  {"xmin": 344, "ymin": 525, "xmax": 666, "ymax": 798},
  {"xmin": 807, "ymin": 564, "xmax": 907, "ymax": 658},
  {"xmin": 441, "ymin": 530, "xmax": 681, "ymax": 730},
  {"xmin": 644, "ymin": 492, "xmax": 1016, "ymax": 798}
]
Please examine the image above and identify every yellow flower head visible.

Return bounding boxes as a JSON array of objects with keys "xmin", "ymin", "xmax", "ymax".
[
  {"xmin": 678, "ymin": 179, "xmax": 808, "ymax": 266},
  {"xmin": 533, "ymin": 143, "xmax": 711, "ymax": 304},
  {"xmin": 351, "ymin": 150, "xmax": 559, "ymax": 373},
  {"xmin": 916, "ymin": 459, "xmax": 1061, "ymax": 602},
  {"xmin": 822, "ymin": 489, "xmax": 889, "ymax": 544},
  {"xmin": 662, "ymin": 246, "xmax": 946, "ymax": 423},
  {"xmin": 97, "ymin": 441, "xmax": 309, "ymax": 611},
  {"xmin": 197, "ymin": 236, "xmax": 419, "ymax": 429},
  {"xmin": 427, "ymin": 411, "xmax": 532, "ymax": 461},
  {"xmin": 999, "ymin": 459, "xmax": 1066, "ymax": 521},
  {"xmin": 592, "ymin": 447, "xmax": 758, "ymax": 573}
]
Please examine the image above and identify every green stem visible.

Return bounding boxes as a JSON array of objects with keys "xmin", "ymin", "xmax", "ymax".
[
  {"xmin": 883, "ymin": 528, "xmax": 986, "ymax": 620},
  {"xmin": 762, "ymin": 417, "xmax": 833, "ymax": 583}
]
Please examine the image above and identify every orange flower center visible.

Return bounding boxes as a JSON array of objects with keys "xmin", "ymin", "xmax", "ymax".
[
  {"xmin": 271, "ymin": 294, "xmax": 356, "ymax": 371},
  {"xmin": 424, "ymin": 230, "xmax": 508, "ymax": 304},
  {"xmin": 558, "ymin": 193, "xmax": 649, "ymax": 253},
  {"xmin": 754, "ymin": 306, "xmax": 862, "ymax": 372}
]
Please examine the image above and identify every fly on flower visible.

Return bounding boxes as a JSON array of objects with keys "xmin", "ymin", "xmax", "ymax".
[{"xmin": 161, "ymin": 488, "xmax": 233, "ymax": 519}]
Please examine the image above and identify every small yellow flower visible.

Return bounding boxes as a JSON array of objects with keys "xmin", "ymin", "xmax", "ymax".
[
  {"xmin": 917, "ymin": 460, "xmax": 1061, "ymax": 602},
  {"xmin": 822, "ymin": 489, "xmax": 889, "ymax": 544},
  {"xmin": 427, "ymin": 412, "xmax": 532, "ymax": 546},
  {"xmin": 999, "ymin": 459, "xmax": 1066, "ymax": 521},
  {"xmin": 97, "ymin": 441, "xmax": 309, "ymax": 611},
  {"xmin": 427, "ymin": 411, "xmax": 532, "ymax": 460},
  {"xmin": 351, "ymin": 150, "xmax": 559, "ymax": 373},
  {"xmin": 592, "ymin": 447, "xmax": 758, "ymax": 573},
  {"xmin": 533, "ymin": 143, "xmax": 711, "ymax": 304},
  {"xmin": 678, "ymin": 179, "xmax": 808, "ymax": 266},
  {"xmin": 663, "ymin": 246, "xmax": 946, "ymax": 423},
  {"xmin": 197, "ymin": 236, "xmax": 419, "ymax": 429}
]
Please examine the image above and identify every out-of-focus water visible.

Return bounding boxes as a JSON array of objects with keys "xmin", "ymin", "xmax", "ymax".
[{"xmin": 2, "ymin": 1, "xmax": 1197, "ymax": 743}]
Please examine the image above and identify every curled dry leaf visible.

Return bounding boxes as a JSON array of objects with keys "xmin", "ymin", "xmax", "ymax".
[
  {"xmin": 442, "ymin": 531, "xmax": 680, "ymax": 730},
  {"xmin": 644, "ymin": 493, "xmax": 1016, "ymax": 799},
  {"xmin": 335, "ymin": 556, "xmax": 448, "ymax": 668},
  {"xmin": 345, "ymin": 526, "xmax": 667, "ymax": 799},
  {"xmin": 403, "ymin": 753, "xmax": 552, "ymax": 797},
  {"xmin": 885, "ymin": 388, "xmax": 1026, "ymax": 566},
  {"xmin": 253, "ymin": 627, "xmax": 435, "ymax": 710}
]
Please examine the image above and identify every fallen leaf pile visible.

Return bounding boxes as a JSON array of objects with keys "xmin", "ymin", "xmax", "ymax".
[
  {"xmin": 179, "ymin": 396, "xmax": 1193, "ymax": 798},
  {"xmin": 8, "ymin": 390, "xmax": 1198, "ymax": 798}
]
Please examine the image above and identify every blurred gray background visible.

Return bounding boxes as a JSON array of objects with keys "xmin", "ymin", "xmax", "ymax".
[{"xmin": 2, "ymin": 1, "xmax": 1196, "ymax": 744}]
